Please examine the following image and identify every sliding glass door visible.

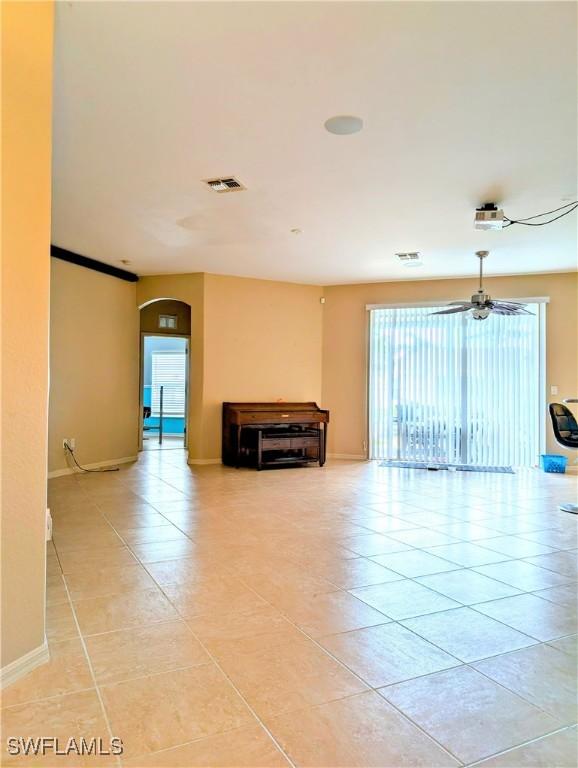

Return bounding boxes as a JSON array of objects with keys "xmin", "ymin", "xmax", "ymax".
[{"xmin": 369, "ymin": 303, "xmax": 544, "ymax": 467}]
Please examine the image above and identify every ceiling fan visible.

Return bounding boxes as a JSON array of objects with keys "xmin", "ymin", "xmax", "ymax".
[{"xmin": 431, "ymin": 251, "xmax": 533, "ymax": 320}]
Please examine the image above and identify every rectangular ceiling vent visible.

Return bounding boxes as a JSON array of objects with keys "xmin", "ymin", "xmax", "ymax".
[
  {"xmin": 204, "ymin": 177, "xmax": 245, "ymax": 193},
  {"xmin": 396, "ymin": 252, "xmax": 420, "ymax": 262},
  {"xmin": 396, "ymin": 251, "xmax": 423, "ymax": 268}
]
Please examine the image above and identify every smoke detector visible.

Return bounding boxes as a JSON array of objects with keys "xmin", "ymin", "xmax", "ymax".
[
  {"xmin": 396, "ymin": 252, "xmax": 423, "ymax": 267},
  {"xmin": 204, "ymin": 177, "xmax": 245, "ymax": 193},
  {"xmin": 474, "ymin": 203, "xmax": 504, "ymax": 230}
]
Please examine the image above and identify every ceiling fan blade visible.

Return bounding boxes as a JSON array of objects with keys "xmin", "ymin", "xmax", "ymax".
[
  {"xmin": 491, "ymin": 301, "xmax": 533, "ymax": 312},
  {"xmin": 447, "ymin": 301, "xmax": 475, "ymax": 306},
  {"xmin": 430, "ymin": 306, "xmax": 471, "ymax": 315},
  {"xmin": 491, "ymin": 305, "xmax": 534, "ymax": 316},
  {"xmin": 491, "ymin": 301, "xmax": 529, "ymax": 310},
  {"xmin": 510, "ymin": 308, "xmax": 534, "ymax": 315}
]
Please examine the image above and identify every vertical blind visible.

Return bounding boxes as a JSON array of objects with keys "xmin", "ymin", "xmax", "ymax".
[
  {"xmin": 151, "ymin": 352, "xmax": 187, "ymax": 416},
  {"xmin": 369, "ymin": 304, "xmax": 542, "ymax": 467}
]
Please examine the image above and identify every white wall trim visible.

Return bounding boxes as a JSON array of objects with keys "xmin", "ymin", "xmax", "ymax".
[
  {"xmin": 187, "ymin": 458, "xmax": 221, "ymax": 465},
  {"xmin": 47, "ymin": 455, "xmax": 138, "ymax": 479},
  {"xmin": 1, "ymin": 639, "xmax": 49, "ymax": 689},
  {"xmin": 328, "ymin": 453, "xmax": 367, "ymax": 461},
  {"xmin": 366, "ymin": 297, "xmax": 550, "ymax": 310}
]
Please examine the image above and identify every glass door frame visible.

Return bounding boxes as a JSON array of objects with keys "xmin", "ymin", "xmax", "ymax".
[
  {"xmin": 138, "ymin": 332, "xmax": 190, "ymax": 452},
  {"xmin": 366, "ymin": 297, "xmax": 548, "ymax": 466}
]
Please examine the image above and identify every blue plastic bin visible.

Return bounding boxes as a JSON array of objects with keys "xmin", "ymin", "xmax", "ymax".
[{"xmin": 540, "ymin": 454, "xmax": 568, "ymax": 473}]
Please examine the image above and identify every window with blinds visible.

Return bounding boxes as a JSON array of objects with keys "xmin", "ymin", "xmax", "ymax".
[
  {"xmin": 368, "ymin": 303, "xmax": 544, "ymax": 467},
  {"xmin": 151, "ymin": 351, "xmax": 186, "ymax": 416}
]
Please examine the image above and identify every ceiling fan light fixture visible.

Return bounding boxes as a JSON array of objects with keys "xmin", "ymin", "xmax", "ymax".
[{"xmin": 430, "ymin": 250, "xmax": 532, "ymax": 319}]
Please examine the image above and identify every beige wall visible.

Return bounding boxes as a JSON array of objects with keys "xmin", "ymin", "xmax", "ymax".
[
  {"xmin": 136, "ymin": 273, "xmax": 205, "ymax": 459},
  {"xmin": 322, "ymin": 272, "xmax": 578, "ymax": 460},
  {"xmin": 140, "ymin": 298, "xmax": 191, "ymax": 336},
  {"xmin": 136, "ymin": 273, "xmax": 323, "ymax": 461},
  {"xmin": 202, "ymin": 274, "xmax": 323, "ymax": 459},
  {"xmin": 1, "ymin": 1, "xmax": 53, "ymax": 668},
  {"xmin": 48, "ymin": 259, "xmax": 139, "ymax": 473}
]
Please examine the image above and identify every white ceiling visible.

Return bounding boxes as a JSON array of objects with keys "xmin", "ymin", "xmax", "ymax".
[{"xmin": 52, "ymin": 1, "xmax": 577, "ymax": 285}]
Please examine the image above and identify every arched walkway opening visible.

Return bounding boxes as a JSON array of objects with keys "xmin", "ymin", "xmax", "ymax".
[{"xmin": 138, "ymin": 299, "xmax": 191, "ymax": 452}]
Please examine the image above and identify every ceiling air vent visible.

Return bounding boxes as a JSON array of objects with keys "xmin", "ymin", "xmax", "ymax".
[
  {"xmin": 204, "ymin": 177, "xmax": 245, "ymax": 193},
  {"xmin": 396, "ymin": 252, "xmax": 423, "ymax": 268}
]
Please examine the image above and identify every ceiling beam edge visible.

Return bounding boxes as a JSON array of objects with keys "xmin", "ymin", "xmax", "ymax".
[{"xmin": 51, "ymin": 245, "xmax": 139, "ymax": 283}]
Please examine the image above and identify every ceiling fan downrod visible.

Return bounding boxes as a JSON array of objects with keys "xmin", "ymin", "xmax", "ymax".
[{"xmin": 476, "ymin": 250, "xmax": 488, "ymax": 294}]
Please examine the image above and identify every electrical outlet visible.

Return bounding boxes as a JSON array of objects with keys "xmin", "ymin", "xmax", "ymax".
[
  {"xmin": 550, "ymin": 385, "xmax": 559, "ymax": 395},
  {"xmin": 46, "ymin": 508, "xmax": 52, "ymax": 541},
  {"xmin": 63, "ymin": 438, "xmax": 76, "ymax": 450}
]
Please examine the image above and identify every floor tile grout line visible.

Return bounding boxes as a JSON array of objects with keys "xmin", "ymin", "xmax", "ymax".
[
  {"xmin": 117, "ymin": 721, "xmax": 288, "ymax": 766},
  {"xmin": 59, "ymin": 577, "xmax": 123, "ymax": 768},
  {"xmin": 66, "ymin": 483, "xmax": 297, "ymax": 765},
  {"xmin": 78, "ymin": 495, "xmax": 575, "ymax": 608},
  {"xmin": 354, "ymin": 527, "xmax": 568, "ymax": 563},
  {"xmin": 463, "ymin": 723, "xmax": 578, "ymax": 768},
  {"xmin": 327, "ymin": 610, "xmax": 575, "ymax": 730},
  {"xmin": 81, "ymin": 659, "xmax": 211, "ymax": 692},
  {"xmin": 54, "ymin": 491, "xmax": 576, "ymax": 669},
  {"xmin": 345, "ymin": 561, "xmax": 577, "ymax": 629},
  {"xmin": 129, "ymin": 576, "xmax": 300, "ymax": 767},
  {"xmin": 62, "ymin": 497, "xmax": 571, "ymax": 566},
  {"xmin": 233, "ymin": 566, "xmax": 576, "ymax": 732},
  {"xmin": 221, "ymin": 577, "xmax": 466, "ymax": 767},
  {"xmin": 140, "ymin": 551, "xmax": 463, "ymax": 766},
  {"xmin": 48, "ymin": 461, "xmax": 577, "ymax": 766},
  {"xmin": 1, "ymin": 684, "xmax": 100, "ymax": 712},
  {"xmin": 345, "ymin": 585, "xmax": 578, "ymax": 729},
  {"xmin": 463, "ymin": 656, "xmax": 578, "ymax": 728}
]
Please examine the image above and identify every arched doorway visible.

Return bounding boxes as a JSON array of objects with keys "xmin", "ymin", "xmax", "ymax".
[{"xmin": 138, "ymin": 299, "xmax": 191, "ymax": 451}]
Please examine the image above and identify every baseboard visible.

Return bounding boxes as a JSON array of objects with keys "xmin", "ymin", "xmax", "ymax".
[
  {"xmin": 187, "ymin": 458, "xmax": 222, "ymax": 466},
  {"xmin": 1, "ymin": 640, "xmax": 49, "ymax": 689},
  {"xmin": 327, "ymin": 453, "xmax": 367, "ymax": 461},
  {"xmin": 48, "ymin": 455, "xmax": 138, "ymax": 479}
]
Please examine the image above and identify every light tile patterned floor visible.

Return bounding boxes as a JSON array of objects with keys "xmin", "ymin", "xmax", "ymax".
[{"xmin": 2, "ymin": 455, "xmax": 577, "ymax": 767}]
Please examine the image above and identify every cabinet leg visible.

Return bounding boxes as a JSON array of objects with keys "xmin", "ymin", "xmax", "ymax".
[
  {"xmin": 235, "ymin": 426, "xmax": 241, "ymax": 468},
  {"xmin": 319, "ymin": 426, "xmax": 327, "ymax": 466}
]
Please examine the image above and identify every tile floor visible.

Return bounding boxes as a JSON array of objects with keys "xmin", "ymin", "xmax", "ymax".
[{"xmin": 2, "ymin": 453, "xmax": 577, "ymax": 767}]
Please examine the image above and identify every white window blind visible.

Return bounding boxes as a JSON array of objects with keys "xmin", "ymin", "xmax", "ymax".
[
  {"xmin": 151, "ymin": 352, "xmax": 186, "ymax": 416},
  {"xmin": 369, "ymin": 304, "xmax": 543, "ymax": 467}
]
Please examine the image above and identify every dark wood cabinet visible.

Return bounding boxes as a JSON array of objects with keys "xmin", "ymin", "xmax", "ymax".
[{"xmin": 222, "ymin": 402, "xmax": 329, "ymax": 469}]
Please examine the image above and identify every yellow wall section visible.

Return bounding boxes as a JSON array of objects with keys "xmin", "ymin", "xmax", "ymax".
[
  {"xmin": 137, "ymin": 273, "xmax": 324, "ymax": 462},
  {"xmin": 48, "ymin": 259, "xmax": 139, "ymax": 473},
  {"xmin": 322, "ymin": 272, "xmax": 578, "ymax": 460},
  {"xmin": 1, "ymin": 1, "xmax": 53, "ymax": 667},
  {"xmin": 202, "ymin": 274, "xmax": 323, "ymax": 459}
]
